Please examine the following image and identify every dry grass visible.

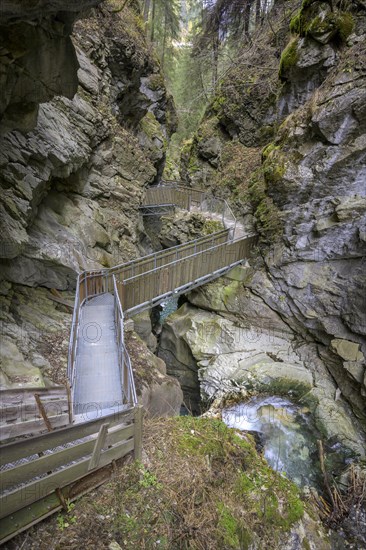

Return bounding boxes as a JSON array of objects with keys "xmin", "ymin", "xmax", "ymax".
[{"xmin": 8, "ymin": 416, "xmax": 307, "ymax": 550}]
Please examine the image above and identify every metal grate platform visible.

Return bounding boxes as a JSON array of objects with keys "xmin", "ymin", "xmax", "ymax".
[{"xmin": 73, "ymin": 293, "xmax": 124, "ymax": 419}]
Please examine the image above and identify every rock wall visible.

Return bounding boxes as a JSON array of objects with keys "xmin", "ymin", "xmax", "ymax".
[
  {"xmin": 0, "ymin": 0, "xmax": 180, "ymax": 412},
  {"xmin": 179, "ymin": 0, "xmax": 366, "ymax": 439}
]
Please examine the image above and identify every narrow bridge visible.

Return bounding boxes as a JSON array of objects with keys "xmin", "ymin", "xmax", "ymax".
[
  {"xmin": 0, "ymin": 183, "xmax": 255, "ymax": 544},
  {"xmin": 69, "ymin": 183, "xmax": 256, "ymax": 420}
]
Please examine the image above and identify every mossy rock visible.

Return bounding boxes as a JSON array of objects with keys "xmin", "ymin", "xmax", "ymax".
[
  {"xmin": 263, "ymin": 147, "xmax": 286, "ymax": 186},
  {"xmin": 148, "ymin": 73, "xmax": 165, "ymax": 91},
  {"xmin": 202, "ymin": 219, "xmax": 224, "ymax": 235},
  {"xmin": 289, "ymin": 2, "xmax": 354, "ymax": 45},
  {"xmin": 247, "ymin": 167, "xmax": 283, "ymax": 242},
  {"xmin": 279, "ymin": 38, "xmax": 299, "ymax": 79}
]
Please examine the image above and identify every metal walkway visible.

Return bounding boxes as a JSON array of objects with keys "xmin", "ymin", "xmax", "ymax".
[
  {"xmin": 68, "ymin": 183, "xmax": 256, "ymax": 421},
  {"xmin": 73, "ymin": 293, "xmax": 124, "ymax": 420}
]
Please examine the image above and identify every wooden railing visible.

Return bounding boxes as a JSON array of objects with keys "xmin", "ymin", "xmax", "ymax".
[
  {"xmin": 0, "ymin": 387, "xmax": 71, "ymax": 443},
  {"xmin": 0, "ymin": 406, "xmax": 142, "ymax": 545}
]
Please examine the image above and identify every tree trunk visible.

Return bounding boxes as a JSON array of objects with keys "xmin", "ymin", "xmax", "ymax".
[
  {"xmin": 243, "ymin": 0, "xmax": 253, "ymax": 40},
  {"xmin": 255, "ymin": 0, "xmax": 261, "ymax": 27},
  {"xmin": 143, "ymin": 0, "xmax": 151, "ymax": 22},
  {"xmin": 181, "ymin": 0, "xmax": 187, "ymax": 30},
  {"xmin": 162, "ymin": 7, "xmax": 168, "ymax": 69},
  {"xmin": 211, "ymin": 31, "xmax": 219, "ymax": 92},
  {"xmin": 150, "ymin": 0, "xmax": 156, "ymax": 42}
]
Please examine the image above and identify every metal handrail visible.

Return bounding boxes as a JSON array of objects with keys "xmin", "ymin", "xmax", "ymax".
[
  {"xmin": 113, "ymin": 275, "xmax": 137, "ymax": 407},
  {"xmin": 67, "ymin": 273, "xmax": 81, "ymax": 382},
  {"xmin": 143, "ymin": 184, "xmax": 237, "ymax": 241}
]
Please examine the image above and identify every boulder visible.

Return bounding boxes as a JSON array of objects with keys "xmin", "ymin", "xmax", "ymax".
[{"xmin": 126, "ymin": 331, "xmax": 183, "ymax": 417}]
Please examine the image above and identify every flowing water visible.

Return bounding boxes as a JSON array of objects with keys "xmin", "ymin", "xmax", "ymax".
[
  {"xmin": 222, "ymin": 396, "xmax": 351, "ymax": 488},
  {"xmin": 159, "ymin": 296, "xmax": 180, "ymax": 323}
]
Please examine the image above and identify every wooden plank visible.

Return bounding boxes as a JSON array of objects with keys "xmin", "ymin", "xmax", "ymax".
[
  {"xmin": 0, "ymin": 491, "xmax": 62, "ymax": 545},
  {"xmin": 0, "ymin": 408, "xmax": 134, "ymax": 466},
  {"xmin": 0, "ymin": 387, "xmax": 67, "ymax": 402},
  {"xmin": 0, "ymin": 413, "xmax": 70, "ymax": 442},
  {"xmin": 0, "ymin": 438, "xmax": 134, "ymax": 519},
  {"xmin": 88, "ymin": 423, "xmax": 109, "ymax": 471},
  {"xmin": 110, "ymin": 230, "xmax": 228, "ymax": 277},
  {"xmin": 0, "ymin": 450, "xmax": 131, "ymax": 545},
  {"xmin": 0, "ymin": 423, "xmax": 134, "ymax": 490},
  {"xmin": 134, "ymin": 406, "xmax": 143, "ymax": 461},
  {"xmin": 0, "ymin": 399, "xmax": 70, "ymax": 421}
]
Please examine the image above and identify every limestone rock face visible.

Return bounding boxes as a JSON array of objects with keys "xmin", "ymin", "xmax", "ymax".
[
  {"xmin": 0, "ymin": 2, "xmax": 175, "ymax": 284},
  {"xmin": 0, "ymin": 2, "xmax": 176, "ymax": 389},
  {"xmin": 0, "ymin": 0, "xmax": 103, "ymax": 134},
  {"xmin": 181, "ymin": 1, "xmax": 366, "ymax": 432},
  {"xmin": 0, "ymin": 283, "xmax": 72, "ymax": 389},
  {"xmin": 160, "ymin": 297, "xmax": 365, "ymax": 455}
]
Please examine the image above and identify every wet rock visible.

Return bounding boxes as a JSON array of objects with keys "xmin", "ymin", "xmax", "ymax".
[{"xmin": 125, "ymin": 331, "xmax": 183, "ymax": 417}]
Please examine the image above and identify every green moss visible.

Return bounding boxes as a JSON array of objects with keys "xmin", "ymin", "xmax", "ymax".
[
  {"xmin": 255, "ymin": 196, "xmax": 283, "ymax": 239},
  {"xmin": 289, "ymin": 12, "xmax": 301, "ymax": 34},
  {"xmin": 263, "ymin": 153, "xmax": 285, "ymax": 185},
  {"xmin": 188, "ymin": 154, "xmax": 200, "ymax": 173},
  {"xmin": 181, "ymin": 138, "xmax": 193, "ymax": 156},
  {"xmin": 289, "ymin": 2, "xmax": 354, "ymax": 45},
  {"xmin": 202, "ymin": 219, "xmax": 224, "ymax": 235},
  {"xmin": 176, "ymin": 417, "xmax": 230, "ymax": 459},
  {"xmin": 149, "ymin": 73, "xmax": 165, "ymax": 91},
  {"xmin": 279, "ymin": 38, "xmax": 299, "ymax": 79},
  {"xmin": 211, "ymin": 94, "xmax": 226, "ymax": 114},
  {"xmin": 236, "ymin": 472, "xmax": 256, "ymax": 494},
  {"xmin": 245, "ymin": 164, "xmax": 283, "ymax": 242},
  {"xmin": 223, "ymin": 280, "xmax": 240, "ymax": 305},
  {"xmin": 139, "ymin": 111, "xmax": 162, "ymax": 140},
  {"xmin": 262, "ymin": 142, "xmax": 279, "ymax": 161},
  {"xmin": 263, "ymin": 491, "xmax": 280, "ymax": 524},
  {"xmin": 336, "ymin": 12, "xmax": 354, "ymax": 41},
  {"xmin": 217, "ymin": 503, "xmax": 241, "ymax": 548}
]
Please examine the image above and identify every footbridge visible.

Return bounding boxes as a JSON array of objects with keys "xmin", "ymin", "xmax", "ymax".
[
  {"xmin": 0, "ymin": 184, "xmax": 256, "ymax": 543},
  {"xmin": 69, "ymin": 183, "xmax": 256, "ymax": 420}
]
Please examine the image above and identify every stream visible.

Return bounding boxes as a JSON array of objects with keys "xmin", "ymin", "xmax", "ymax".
[
  {"xmin": 157, "ymin": 301, "xmax": 353, "ymax": 489},
  {"xmin": 222, "ymin": 395, "xmax": 352, "ymax": 489}
]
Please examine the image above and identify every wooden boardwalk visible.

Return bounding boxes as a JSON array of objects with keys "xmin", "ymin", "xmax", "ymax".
[{"xmin": 0, "ymin": 183, "xmax": 255, "ymax": 544}]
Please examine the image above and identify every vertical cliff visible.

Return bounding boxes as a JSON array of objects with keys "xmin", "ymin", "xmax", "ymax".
[
  {"xmin": 179, "ymin": 0, "xmax": 366, "ymax": 444},
  {"xmin": 0, "ymin": 1, "xmax": 177, "ymax": 393}
]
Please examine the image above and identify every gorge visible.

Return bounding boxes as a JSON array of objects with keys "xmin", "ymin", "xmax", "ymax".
[{"xmin": 0, "ymin": 0, "xmax": 365, "ymax": 548}]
